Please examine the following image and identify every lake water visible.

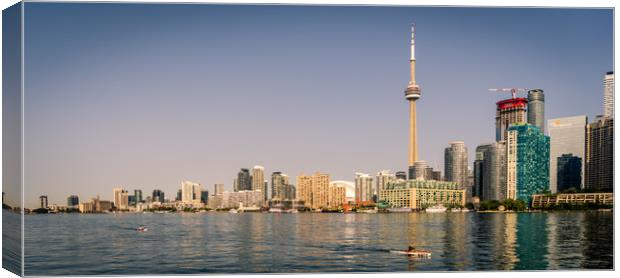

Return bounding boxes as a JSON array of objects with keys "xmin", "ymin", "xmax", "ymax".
[{"xmin": 22, "ymin": 211, "xmax": 613, "ymax": 275}]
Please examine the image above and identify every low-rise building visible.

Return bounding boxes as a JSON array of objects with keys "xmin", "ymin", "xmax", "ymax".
[
  {"xmin": 531, "ymin": 193, "xmax": 613, "ymax": 208},
  {"xmin": 379, "ymin": 179, "xmax": 465, "ymax": 209}
]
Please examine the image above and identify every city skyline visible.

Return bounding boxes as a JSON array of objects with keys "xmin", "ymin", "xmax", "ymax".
[{"xmin": 18, "ymin": 4, "xmax": 612, "ymax": 208}]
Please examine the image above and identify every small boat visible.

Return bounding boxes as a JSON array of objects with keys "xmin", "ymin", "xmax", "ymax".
[
  {"xmin": 388, "ymin": 207, "xmax": 412, "ymax": 213},
  {"xmin": 229, "ymin": 209, "xmax": 238, "ymax": 214},
  {"xmin": 425, "ymin": 204, "xmax": 447, "ymax": 213},
  {"xmin": 285, "ymin": 209, "xmax": 298, "ymax": 213},
  {"xmin": 390, "ymin": 249, "xmax": 431, "ymax": 258},
  {"xmin": 269, "ymin": 208, "xmax": 283, "ymax": 213},
  {"xmin": 136, "ymin": 226, "xmax": 148, "ymax": 232}
]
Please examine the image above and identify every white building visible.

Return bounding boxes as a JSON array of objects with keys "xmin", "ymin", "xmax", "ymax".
[
  {"xmin": 181, "ymin": 180, "xmax": 202, "ymax": 205},
  {"xmin": 330, "ymin": 180, "xmax": 355, "ymax": 203},
  {"xmin": 354, "ymin": 172, "xmax": 374, "ymax": 203},
  {"xmin": 548, "ymin": 116, "xmax": 587, "ymax": 193},
  {"xmin": 221, "ymin": 190, "xmax": 263, "ymax": 208},
  {"xmin": 604, "ymin": 71, "xmax": 614, "ymax": 118},
  {"xmin": 375, "ymin": 170, "xmax": 395, "ymax": 201},
  {"xmin": 113, "ymin": 187, "xmax": 129, "ymax": 210}
]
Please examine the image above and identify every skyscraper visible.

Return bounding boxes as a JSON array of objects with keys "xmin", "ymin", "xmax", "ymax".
[
  {"xmin": 213, "ymin": 184, "xmax": 224, "ymax": 196},
  {"xmin": 271, "ymin": 172, "xmax": 290, "ymax": 200},
  {"xmin": 473, "ymin": 144, "xmax": 490, "ymax": 199},
  {"xmin": 495, "ymin": 98, "xmax": 528, "ymax": 141},
  {"xmin": 152, "ymin": 189, "xmax": 165, "ymax": 203},
  {"xmin": 134, "ymin": 189, "xmax": 143, "ymax": 203},
  {"xmin": 237, "ymin": 168, "xmax": 252, "ymax": 191},
  {"xmin": 404, "ymin": 24, "xmax": 422, "ymax": 169},
  {"xmin": 181, "ymin": 180, "xmax": 202, "ymax": 205},
  {"xmin": 506, "ymin": 123, "xmax": 550, "ymax": 203},
  {"xmin": 604, "ymin": 71, "xmax": 614, "ymax": 118},
  {"xmin": 354, "ymin": 172, "xmax": 374, "ymax": 203},
  {"xmin": 295, "ymin": 172, "xmax": 330, "ymax": 209},
  {"xmin": 475, "ymin": 142, "xmax": 507, "ymax": 201},
  {"xmin": 39, "ymin": 195, "xmax": 48, "ymax": 209},
  {"xmin": 113, "ymin": 187, "xmax": 129, "ymax": 210},
  {"xmin": 585, "ymin": 116, "xmax": 613, "ymax": 192},
  {"xmin": 527, "ymin": 89, "xmax": 545, "ymax": 133},
  {"xmin": 548, "ymin": 115, "xmax": 587, "ymax": 192},
  {"xmin": 251, "ymin": 165, "xmax": 265, "ymax": 191},
  {"xmin": 395, "ymin": 171, "xmax": 407, "ymax": 180},
  {"xmin": 67, "ymin": 195, "xmax": 79, "ymax": 207},
  {"xmin": 557, "ymin": 154, "xmax": 582, "ymax": 192},
  {"xmin": 411, "ymin": 160, "xmax": 429, "ymax": 180},
  {"xmin": 296, "ymin": 175, "xmax": 313, "ymax": 205},
  {"xmin": 444, "ymin": 141, "xmax": 469, "ymax": 190},
  {"xmin": 375, "ymin": 170, "xmax": 395, "ymax": 202}
]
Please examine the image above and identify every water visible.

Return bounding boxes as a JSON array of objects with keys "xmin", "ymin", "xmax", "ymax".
[{"xmin": 23, "ymin": 211, "xmax": 613, "ymax": 275}]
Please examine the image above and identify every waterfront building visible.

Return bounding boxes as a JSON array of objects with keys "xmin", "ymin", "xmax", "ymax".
[
  {"xmin": 328, "ymin": 183, "xmax": 347, "ymax": 208},
  {"xmin": 475, "ymin": 142, "xmax": 507, "ymax": 201},
  {"xmin": 67, "ymin": 195, "xmax": 79, "ymax": 207},
  {"xmin": 496, "ymin": 98, "xmax": 528, "ymax": 141},
  {"xmin": 330, "ymin": 181, "xmax": 355, "ymax": 203},
  {"xmin": 527, "ymin": 89, "xmax": 545, "ymax": 133},
  {"xmin": 506, "ymin": 123, "xmax": 550, "ymax": 203},
  {"xmin": 200, "ymin": 190, "xmax": 209, "ymax": 204},
  {"xmin": 604, "ymin": 71, "xmax": 614, "ymax": 118},
  {"xmin": 91, "ymin": 196, "xmax": 112, "ymax": 212},
  {"xmin": 376, "ymin": 170, "xmax": 396, "ymax": 202},
  {"xmin": 411, "ymin": 160, "xmax": 430, "ymax": 180},
  {"xmin": 221, "ymin": 190, "xmax": 263, "ymax": 208},
  {"xmin": 233, "ymin": 178, "xmax": 238, "ymax": 192},
  {"xmin": 39, "ymin": 195, "xmax": 48, "ymax": 209},
  {"xmin": 271, "ymin": 172, "xmax": 288, "ymax": 200},
  {"xmin": 79, "ymin": 202, "xmax": 94, "ymax": 213},
  {"xmin": 296, "ymin": 172, "xmax": 330, "ymax": 209},
  {"xmin": 113, "ymin": 187, "xmax": 129, "ymax": 210},
  {"xmin": 284, "ymin": 184, "xmax": 296, "ymax": 200},
  {"xmin": 548, "ymin": 115, "xmax": 587, "ymax": 192},
  {"xmin": 395, "ymin": 171, "xmax": 407, "ymax": 180},
  {"xmin": 531, "ymin": 192, "xmax": 613, "ymax": 208},
  {"xmin": 404, "ymin": 24, "xmax": 422, "ymax": 170},
  {"xmin": 237, "ymin": 168, "xmax": 252, "ymax": 191},
  {"xmin": 445, "ymin": 141, "xmax": 469, "ymax": 192},
  {"xmin": 152, "ymin": 189, "xmax": 165, "ymax": 203},
  {"xmin": 585, "ymin": 116, "xmax": 614, "ymax": 192},
  {"xmin": 263, "ymin": 180, "xmax": 269, "ymax": 202},
  {"xmin": 176, "ymin": 189, "xmax": 182, "ymax": 201},
  {"xmin": 354, "ymin": 172, "xmax": 374, "ymax": 203},
  {"xmin": 379, "ymin": 180, "xmax": 465, "ymax": 209},
  {"xmin": 134, "ymin": 189, "xmax": 143, "ymax": 204},
  {"xmin": 181, "ymin": 180, "xmax": 202, "ymax": 205},
  {"xmin": 128, "ymin": 195, "xmax": 136, "ymax": 206},
  {"xmin": 432, "ymin": 170, "xmax": 442, "ymax": 181},
  {"xmin": 213, "ymin": 184, "xmax": 224, "ymax": 196},
  {"xmin": 557, "ymin": 154, "xmax": 582, "ymax": 192},
  {"xmin": 251, "ymin": 165, "xmax": 265, "ymax": 191}
]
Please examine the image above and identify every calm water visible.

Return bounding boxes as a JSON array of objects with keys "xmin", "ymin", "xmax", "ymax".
[{"xmin": 23, "ymin": 211, "xmax": 613, "ymax": 275}]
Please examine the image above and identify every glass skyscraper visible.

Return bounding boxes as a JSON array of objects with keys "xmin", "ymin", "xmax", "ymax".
[
  {"xmin": 547, "ymin": 115, "xmax": 587, "ymax": 192},
  {"xmin": 506, "ymin": 123, "xmax": 550, "ymax": 203},
  {"xmin": 557, "ymin": 154, "xmax": 582, "ymax": 192}
]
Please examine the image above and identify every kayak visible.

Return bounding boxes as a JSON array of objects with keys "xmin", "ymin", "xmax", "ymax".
[
  {"xmin": 136, "ymin": 227, "xmax": 148, "ymax": 232},
  {"xmin": 390, "ymin": 250, "xmax": 431, "ymax": 257}
]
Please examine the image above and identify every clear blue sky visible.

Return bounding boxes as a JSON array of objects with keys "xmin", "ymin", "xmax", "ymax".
[{"xmin": 21, "ymin": 3, "xmax": 612, "ymax": 208}]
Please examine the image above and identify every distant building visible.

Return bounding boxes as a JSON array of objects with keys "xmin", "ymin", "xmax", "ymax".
[
  {"xmin": 557, "ymin": 154, "xmax": 582, "ymax": 192},
  {"xmin": 330, "ymin": 181, "xmax": 355, "ymax": 204},
  {"xmin": 604, "ymin": 71, "xmax": 614, "ymax": 118},
  {"xmin": 354, "ymin": 172, "xmax": 374, "ymax": 203},
  {"xmin": 527, "ymin": 89, "xmax": 545, "ymax": 133},
  {"xmin": 296, "ymin": 172, "xmax": 330, "ymax": 209},
  {"xmin": 79, "ymin": 202, "xmax": 94, "ymax": 213},
  {"xmin": 431, "ymin": 170, "xmax": 442, "ymax": 181},
  {"xmin": 128, "ymin": 195, "xmax": 136, "ymax": 206},
  {"xmin": 531, "ymin": 192, "xmax": 613, "ymax": 208},
  {"xmin": 411, "ymin": 161, "xmax": 430, "ymax": 180},
  {"xmin": 200, "ymin": 190, "xmax": 209, "ymax": 204},
  {"xmin": 113, "ymin": 187, "xmax": 129, "ymax": 210},
  {"xmin": 375, "ymin": 170, "xmax": 396, "ymax": 202},
  {"xmin": 395, "ymin": 171, "xmax": 407, "ymax": 180},
  {"xmin": 380, "ymin": 180, "xmax": 465, "ymax": 209},
  {"xmin": 328, "ymin": 183, "xmax": 346, "ymax": 208},
  {"xmin": 506, "ymin": 123, "xmax": 550, "ymax": 203},
  {"xmin": 475, "ymin": 142, "xmax": 507, "ymax": 201},
  {"xmin": 176, "ymin": 189, "xmax": 182, "ymax": 201},
  {"xmin": 134, "ymin": 189, "xmax": 143, "ymax": 204},
  {"xmin": 585, "ymin": 116, "xmax": 614, "ymax": 192},
  {"xmin": 496, "ymin": 98, "xmax": 528, "ymax": 141},
  {"xmin": 221, "ymin": 190, "xmax": 263, "ymax": 208},
  {"xmin": 67, "ymin": 195, "xmax": 79, "ymax": 207},
  {"xmin": 152, "ymin": 189, "xmax": 165, "ymax": 203},
  {"xmin": 444, "ymin": 141, "xmax": 469, "ymax": 196},
  {"xmin": 251, "ymin": 165, "xmax": 265, "ymax": 191},
  {"xmin": 181, "ymin": 180, "xmax": 202, "ymax": 205},
  {"xmin": 213, "ymin": 184, "xmax": 224, "ymax": 196},
  {"xmin": 548, "ymin": 115, "xmax": 587, "ymax": 192},
  {"xmin": 263, "ymin": 180, "xmax": 269, "ymax": 202},
  {"xmin": 271, "ymin": 172, "xmax": 288, "ymax": 200},
  {"xmin": 237, "ymin": 168, "xmax": 252, "ymax": 191},
  {"xmin": 39, "ymin": 195, "xmax": 48, "ymax": 209}
]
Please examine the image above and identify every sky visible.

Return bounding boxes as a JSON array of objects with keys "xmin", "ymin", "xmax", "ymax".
[{"xmin": 18, "ymin": 3, "xmax": 612, "ymax": 208}]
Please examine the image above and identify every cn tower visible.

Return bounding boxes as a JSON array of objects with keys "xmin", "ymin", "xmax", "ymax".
[{"xmin": 404, "ymin": 24, "xmax": 421, "ymax": 168}]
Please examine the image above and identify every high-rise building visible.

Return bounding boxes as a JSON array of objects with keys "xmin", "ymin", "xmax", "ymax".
[
  {"xmin": 527, "ymin": 89, "xmax": 545, "ymax": 133},
  {"xmin": 39, "ymin": 195, "xmax": 48, "ymax": 209},
  {"xmin": 444, "ymin": 141, "xmax": 469, "ymax": 190},
  {"xmin": 295, "ymin": 172, "xmax": 330, "ymax": 209},
  {"xmin": 474, "ymin": 142, "xmax": 507, "ymax": 201},
  {"xmin": 585, "ymin": 116, "xmax": 614, "ymax": 192},
  {"xmin": 404, "ymin": 25, "xmax": 422, "ymax": 169},
  {"xmin": 134, "ymin": 189, "xmax": 143, "ymax": 204},
  {"xmin": 213, "ymin": 184, "xmax": 224, "ymax": 196},
  {"xmin": 375, "ymin": 170, "xmax": 395, "ymax": 202},
  {"xmin": 506, "ymin": 123, "xmax": 550, "ymax": 203},
  {"xmin": 271, "ymin": 172, "xmax": 288, "ymax": 200},
  {"xmin": 395, "ymin": 171, "xmax": 407, "ymax": 180},
  {"xmin": 328, "ymin": 183, "xmax": 347, "ymax": 208},
  {"xmin": 604, "ymin": 71, "xmax": 614, "ymax": 118},
  {"xmin": 263, "ymin": 180, "xmax": 269, "ymax": 202},
  {"xmin": 354, "ymin": 172, "xmax": 374, "ymax": 203},
  {"xmin": 113, "ymin": 187, "xmax": 129, "ymax": 210},
  {"xmin": 128, "ymin": 195, "xmax": 136, "ymax": 206},
  {"xmin": 557, "ymin": 154, "xmax": 582, "ymax": 192},
  {"xmin": 411, "ymin": 161, "xmax": 430, "ymax": 180},
  {"xmin": 431, "ymin": 170, "xmax": 442, "ymax": 181},
  {"xmin": 237, "ymin": 168, "xmax": 252, "ymax": 191},
  {"xmin": 200, "ymin": 190, "xmax": 209, "ymax": 204},
  {"xmin": 67, "ymin": 195, "xmax": 79, "ymax": 207},
  {"xmin": 496, "ymin": 98, "xmax": 528, "ymax": 141},
  {"xmin": 152, "ymin": 190, "xmax": 165, "ymax": 203},
  {"xmin": 176, "ymin": 189, "xmax": 182, "ymax": 201},
  {"xmin": 251, "ymin": 165, "xmax": 265, "ymax": 191},
  {"xmin": 548, "ymin": 115, "xmax": 587, "ymax": 192},
  {"xmin": 181, "ymin": 180, "xmax": 202, "ymax": 205}
]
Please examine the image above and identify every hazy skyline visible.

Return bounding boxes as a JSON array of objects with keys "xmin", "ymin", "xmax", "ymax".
[{"xmin": 19, "ymin": 3, "xmax": 612, "ymax": 208}]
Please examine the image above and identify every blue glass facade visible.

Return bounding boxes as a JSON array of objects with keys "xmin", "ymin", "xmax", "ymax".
[{"xmin": 508, "ymin": 124, "xmax": 550, "ymax": 203}]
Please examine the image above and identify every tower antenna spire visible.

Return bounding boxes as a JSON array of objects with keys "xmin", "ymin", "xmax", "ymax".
[{"xmin": 410, "ymin": 23, "xmax": 415, "ymax": 61}]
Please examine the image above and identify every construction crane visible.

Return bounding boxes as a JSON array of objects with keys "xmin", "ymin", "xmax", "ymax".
[{"xmin": 488, "ymin": 88, "xmax": 529, "ymax": 99}]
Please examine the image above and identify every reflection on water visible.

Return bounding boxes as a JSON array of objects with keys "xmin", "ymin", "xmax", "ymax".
[{"xmin": 23, "ymin": 211, "xmax": 613, "ymax": 275}]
